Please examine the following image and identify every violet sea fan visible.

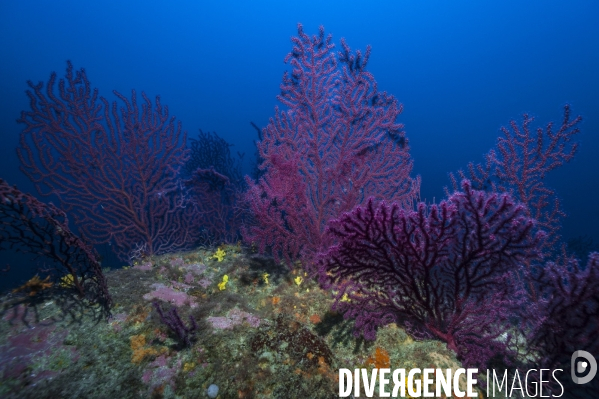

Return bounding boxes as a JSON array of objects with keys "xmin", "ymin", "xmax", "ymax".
[
  {"xmin": 319, "ymin": 180, "xmax": 544, "ymax": 369},
  {"xmin": 152, "ymin": 301, "xmax": 198, "ymax": 348},
  {"xmin": 526, "ymin": 253, "xmax": 599, "ymax": 397}
]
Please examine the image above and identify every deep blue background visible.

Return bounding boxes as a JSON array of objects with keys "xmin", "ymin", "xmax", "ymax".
[{"xmin": 1, "ymin": 1, "xmax": 598, "ymax": 284}]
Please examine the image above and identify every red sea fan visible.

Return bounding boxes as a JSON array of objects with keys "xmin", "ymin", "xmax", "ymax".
[{"xmin": 244, "ymin": 24, "xmax": 420, "ymax": 270}]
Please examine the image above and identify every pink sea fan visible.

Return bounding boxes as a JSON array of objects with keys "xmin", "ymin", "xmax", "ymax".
[{"xmin": 244, "ymin": 24, "xmax": 419, "ymax": 270}]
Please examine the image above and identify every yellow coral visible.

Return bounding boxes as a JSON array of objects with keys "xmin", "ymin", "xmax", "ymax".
[
  {"xmin": 130, "ymin": 334, "xmax": 146, "ymax": 350},
  {"xmin": 212, "ymin": 248, "xmax": 226, "ymax": 262},
  {"xmin": 60, "ymin": 274, "xmax": 74, "ymax": 288},
  {"xmin": 366, "ymin": 347, "xmax": 391, "ymax": 369},
  {"xmin": 404, "ymin": 377, "xmax": 419, "ymax": 399},
  {"xmin": 12, "ymin": 274, "xmax": 53, "ymax": 296},
  {"xmin": 218, "ymin": 274, "xmax": 229, "ymax": 290},
  {"xmin": 183, "ymin": 362, "xmax": 195, "ymax": 372},
  {"xmin": 130, "ymin": 334, "xmax": 158, "ymax": 364}
]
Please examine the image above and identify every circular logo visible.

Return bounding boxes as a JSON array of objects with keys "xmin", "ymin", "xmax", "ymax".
[{"xmin": 571, "ymin": 350, "xmax": 597, "ymax": 384}]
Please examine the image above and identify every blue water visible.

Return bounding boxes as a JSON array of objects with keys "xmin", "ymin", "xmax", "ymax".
[{"xmin": 1, "ymin": 1, "xmax": 598, "ymax": 283}]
